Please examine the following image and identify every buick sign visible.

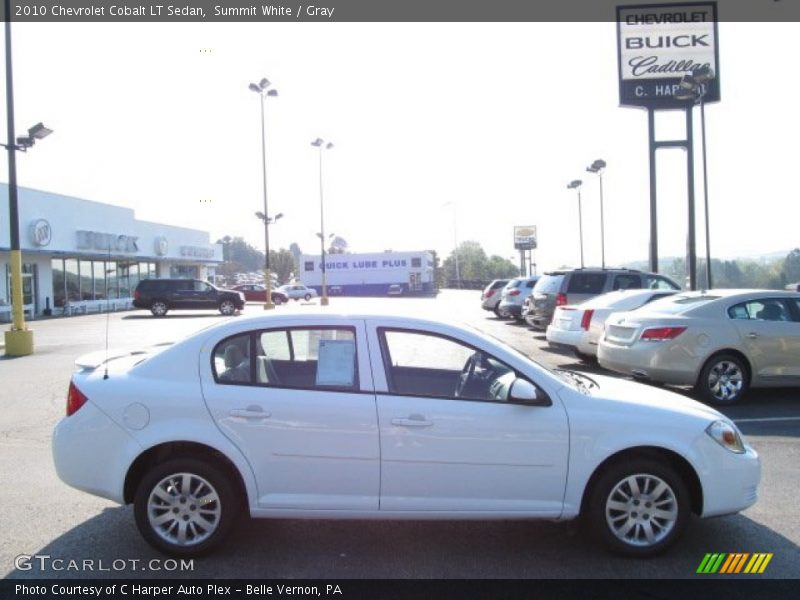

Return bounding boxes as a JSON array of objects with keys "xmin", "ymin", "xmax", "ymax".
[
  {"xmin": 617, "ymin": 2, "xmax": 720, "ymax": 109},
  {"xmin": 30, "ymin": 219, "xmax": 52, "ymax": 247}
]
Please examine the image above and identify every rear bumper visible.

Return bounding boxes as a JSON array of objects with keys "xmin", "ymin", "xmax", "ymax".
[
  {"xmin": 499, "ymin": 303, "xmax": 523, "ymax": 317},
  {"xmin": 546, "ymin": 327, "xmax": 583, "ymax": 352},
  {"xmin": 597, "ymin": 343, "xmax": 698, "ymax": 386}
]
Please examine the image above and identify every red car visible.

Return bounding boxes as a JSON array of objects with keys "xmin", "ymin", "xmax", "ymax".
[{"xmin": 230, "ymin": 284, "xmax": 288, "ymax": 304}]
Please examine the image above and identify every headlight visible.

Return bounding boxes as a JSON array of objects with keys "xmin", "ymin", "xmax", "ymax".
[{"xmin": 706, "ymin": 420, "xmax": 746, "ymax": 454}]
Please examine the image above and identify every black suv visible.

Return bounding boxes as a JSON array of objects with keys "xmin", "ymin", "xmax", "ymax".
[
  {"xmin": 133, "ymin": 279, "xmax": 245, "ymax": 317},
  {"xmin": 525, "ymin": 268, "xmax": 680, "ymax": 330}
]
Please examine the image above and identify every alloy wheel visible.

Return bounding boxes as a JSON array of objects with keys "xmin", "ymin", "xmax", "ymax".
[
  {"xmin": 605, "ymin": 473, "xmax": 678, "ymax": 548},
  {"xmin": 147, "ymin": 472, "xmax": 222, "ymax": 547}
]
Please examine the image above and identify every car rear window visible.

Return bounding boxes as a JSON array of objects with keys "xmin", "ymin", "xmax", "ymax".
[
  {"xmin": 646, "ymin": 294, "xmax": 720, "ymax": 314},
  {"xmin": 533, "ymin": 274, "xmax": 564, "ymax": 294},
  {"xmin": 491, "ymin": 280, "xmax": 509, "ymax": 289},
  {"xmin": 566, "ymin": 273, "xmax": 606, "ymax": 294},
  {"xmin": 507, "ymin": 279, "xmax": 522, "ymax": 289}
]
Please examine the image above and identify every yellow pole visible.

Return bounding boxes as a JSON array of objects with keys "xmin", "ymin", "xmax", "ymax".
[{"xmin": 5, "ymin": 250, "xmax": 34, "ymax": 355}]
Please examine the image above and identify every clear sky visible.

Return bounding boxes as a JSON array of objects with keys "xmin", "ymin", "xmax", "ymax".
[{"xmin": 2, "ymin": 21, "xmax": 798, "ymax": 272}]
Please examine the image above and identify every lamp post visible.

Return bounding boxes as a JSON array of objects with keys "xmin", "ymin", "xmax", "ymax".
[
  {"xmin": 249, "ymin": 77, "xmax": 279, "ymax": 309},
  {"xmin": 567, "ymin": 179, "xmax": 584, "ymax": 268},
  {"xmin": 676, "ymin": 66, "xmax": 715, "ymax": 289},
  {"xmin": 311, "ymin": 138, "xmax": 334, "ymax": 305},
  {"xmin": 255, "ymin": 211, "xmax": 283, "ymax": 296},
  {"xmin": 586, "ymin": 159, "xmax": 607, "ymax": 269},
  {"xmin": 3, "ymin": 3, "xmax": 53, "ymax": 355}
]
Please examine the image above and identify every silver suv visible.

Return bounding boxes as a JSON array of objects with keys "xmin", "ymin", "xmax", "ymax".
[
  {"xmin": 525, "ymin": 268, "xmax": 680, "ymax": 330},
  {"xmin": 497, "ymin": 276, "xmax": 540, "ymax": 321}
]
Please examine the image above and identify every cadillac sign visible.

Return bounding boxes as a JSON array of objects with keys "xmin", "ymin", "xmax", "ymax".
[{"xmin": 617, "ymin": 2, "xmax": 720, "ymax": 109}]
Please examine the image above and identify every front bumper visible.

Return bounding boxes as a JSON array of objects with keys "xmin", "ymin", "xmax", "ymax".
[{"xmin": 697, "ymin": 436, "xmax": 761, "ymax": 518}]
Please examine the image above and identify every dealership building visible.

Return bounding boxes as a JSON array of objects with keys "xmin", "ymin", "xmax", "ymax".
[
  {"xmin": 299, "ymin": 251, "xmax": 435, "ymax": 296},
  {"xmin": 0, "ymin": 184, "xmax": 222, "ymax": 318}
]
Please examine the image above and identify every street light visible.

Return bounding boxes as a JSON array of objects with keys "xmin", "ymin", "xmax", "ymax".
[
  {"xmin": 249, "ymin": 77, "xmax": 279, "ymax": 309},
  {"xmin": 312, "ymin": 137, "xmax": 334, "ymax": 305},
  {"xmin": 676, "ymin": 65, "xmax": 715, "ymax": 289},
  {"xmin": 586, "ymin": 159, "xmax": 607, "ymax": 269},
  {"xmin": 567, "ymin": 179, "xmax": 584, "ymax": 268},
  {"xmin": 441, "ymin": 201, "xmax": 460, "ymax": 288},
  {"xmin": 254, "ymin": 211, "xmax": 283, "ymax": 293},
  {"xmin": 3, "ymin": 3, "xmax": 54, "ymax": 355}
]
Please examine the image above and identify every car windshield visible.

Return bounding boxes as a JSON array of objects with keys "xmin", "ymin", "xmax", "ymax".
[
  {"xmin": 644, "ymin": 294, "xmax": 720, "ymax": 314},
  {"xmin": 533, "ymin": 274, "xmax": 564, "ymax": 294}
]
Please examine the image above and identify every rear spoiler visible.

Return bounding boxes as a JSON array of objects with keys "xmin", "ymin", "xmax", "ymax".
[{"xmin": 74, "ymin": 342, "xmax": 173, "ymax": 371}]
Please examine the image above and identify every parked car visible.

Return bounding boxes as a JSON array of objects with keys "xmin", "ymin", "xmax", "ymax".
[
  {"xmin": 527, "ymin": 268, "xmax": 680, "ymax": 330},
  {"xmin": 480, "ymin": 279, "xmax": 510, "ymax": 317},
  {"xmin": 597, "ymin": 289, "xmax": 800, "ymax": 405},
  {"xmin": 133, "ymin": 279, "xmax": 245, "ymax": 317},
  {"xmin": 54, "ymin": 311, "xmax": 759, "ymax": 557},
  {"xmin": 497, "ymin": 276, "xmax": 540, "ymax": 321},
  {"xmin": 231, "ymin": 284, "xmax": 288, "ymax": 305},
  {"xmin": 278, "ymin": 284, "xmax": 318, "ymax": 301},
  {"xmin": 546, "ymin": 289, "xmax": 678, "ymax": 361},
  {"xmin": 388, "ymin": 284, "xmax": 404, "ymax": 296}
]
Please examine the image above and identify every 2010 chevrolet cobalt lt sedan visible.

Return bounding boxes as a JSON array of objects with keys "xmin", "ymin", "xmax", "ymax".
[{"xmin": 53, "ymin": 311, "xmax": 760, "ymax": 557}]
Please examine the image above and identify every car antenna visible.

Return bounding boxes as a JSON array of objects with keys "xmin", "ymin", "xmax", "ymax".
[{"xmin": 103, "ymin": 245, "xmax": 112, "ymax": 380}]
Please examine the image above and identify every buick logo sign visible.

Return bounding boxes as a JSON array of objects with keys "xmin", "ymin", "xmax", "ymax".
[
  {"xmin": 30, "ymin": 219, "xmax": 52, "ymax": 247},
  {"xmin": 155, "ymin": 236, "xmax": 169, "ymax": 256}
]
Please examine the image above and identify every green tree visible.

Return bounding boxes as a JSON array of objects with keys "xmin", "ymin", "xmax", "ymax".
[
  {"xmin": 784, "ymin": 248, "xmax": 800, "ymax": 283},
  {"xmin": 442, "ymin": 241, "xmax": 518, "ymax": 287}
]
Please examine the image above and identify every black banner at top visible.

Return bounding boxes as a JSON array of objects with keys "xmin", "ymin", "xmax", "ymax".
[{"xmin": 1, "ymin": 0, "xmax": 799, "ymax": 23}]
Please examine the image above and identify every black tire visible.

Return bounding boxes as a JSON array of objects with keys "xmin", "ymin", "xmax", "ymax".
[
  {"xmin": 219, "ymin": 299, "xmax": 237, "ymax": 316},
  {"xmin": 493, "ymin": 306, "xmax": 502, "ymax": 318},
  {"xmin": 304, "ymin": 293, "xmax": 312, "ymax": 301},
  {"xmin": 150, "ymin": 301, "xmax": 168, "ymax": 317},
  {"xmin": 134, "ymin": 458, "xmax": 238, "ymax": 556},
  {"xmin": 587, "ymin": 458, "xmax": 690, "ymax": 557},
  {"xmin": 695, "ymin": 353, "xmax": 749, "ymax": 405},
  {"xmin": 272, "ymin": 295, "xmax": 283, "ymax": 306}
]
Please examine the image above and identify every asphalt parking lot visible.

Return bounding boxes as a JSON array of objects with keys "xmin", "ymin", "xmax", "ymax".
[{"xmin": 1, "ymin": 290, "xmax": 798, "ymax": 580}]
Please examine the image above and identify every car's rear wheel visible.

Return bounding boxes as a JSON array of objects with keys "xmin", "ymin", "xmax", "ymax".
[
  {"xmin": 133, "ymin": 458, "xmax": 238, "ymax": 556},
  {"xmin": 219, "ymin": 300, "xmax": 237, "ymax": 315},
  {"xmin": 696, "ymin": 353, "xmax": 749, "ymax": 405},
  {"xmin": 150, "ymin": 301, "xmax": 168, "ymax": 317},
  {"xmin": 493, "ymin": 306, "xmax": 502, "ymax": 318},
  {"xmin": 272, "ymin": 295, "xmax": 283, "ymax": 305},
  {"xmin": 304, "ymin": 293, "xmax": 312, "ymax": 301},
  {"xmin": 588, "ymin": 458, "xmax": 689, "ymax": 557}
]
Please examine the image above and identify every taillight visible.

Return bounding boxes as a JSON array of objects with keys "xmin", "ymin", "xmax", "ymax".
[
  {"xmin": 134, "ymin": 288, "xmax": 141, "ymax": 300},
  {"xmin": 556, "ymin": 293, "xmax": 567, "ymax": 306},
  {"xmin": 485, "ymin": 289, "xmax": 495, "ymax": 298},
  {"xmin": 508, "ymin": 289, "xmax": 521, "ymax": 296},
  {"xmin": 640, "ymin": 326, "xmax": 687, "ymax": 341},
  {"xmin": 67, "ymin": 381, "xmax": 88, "ymax": 416},
  {"xmin": 581, "ymin": 309, "xmax": 595, "ymax": 331}
]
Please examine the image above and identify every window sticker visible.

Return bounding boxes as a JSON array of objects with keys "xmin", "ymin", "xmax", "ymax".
[{"xmin": 316, "ymin": 339, "xmax": 356, "ymax": 387}]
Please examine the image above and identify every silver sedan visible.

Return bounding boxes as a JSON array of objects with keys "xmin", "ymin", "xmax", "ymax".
[{"xmin": 597, "ymin": 289, "xmax": 800, "ymax": 405}]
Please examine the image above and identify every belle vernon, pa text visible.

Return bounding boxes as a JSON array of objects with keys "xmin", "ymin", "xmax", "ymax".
[{"xmin": 46, "ymin": 4, "xmax": 335, "ymax": 18}]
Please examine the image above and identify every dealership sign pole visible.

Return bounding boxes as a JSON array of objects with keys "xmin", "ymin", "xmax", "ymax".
[{"xmin": 617, "ymin": 1, "xmax": 719, "ymax": 290}]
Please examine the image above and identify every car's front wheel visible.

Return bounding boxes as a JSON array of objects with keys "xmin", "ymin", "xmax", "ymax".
[
  {"xmin": 134, "ymin": 458, "xmax": 238, "ymax": 556},
  {"xmin": 150, "ymin": 301, "xmax": 168, "ymax": 317},
  {"xmin": 219, "ymin": 299, "xmax": 237, "ymax": 315},
  {"xmin": 696, "ymin": 353, "xmax": 749, "ymax": 405},
  {"xmin": 304, "ymin": 293, "xmax": 312, "ymax": 301},
  {"xmin": 587, "ymin": 458, "xmax": 689, "ymax": 557}
]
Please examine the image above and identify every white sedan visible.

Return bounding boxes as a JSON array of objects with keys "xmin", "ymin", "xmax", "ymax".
[
  {"xmin": 546, "ymin": 289, "xmax": 677, "ymax": 361},
  {"xmin": 53, "ymin": 311, "xmax": 760, "ymax": 557},
  {"xmin": 278, "ymin": 284, "xmax": 318, "ymax": 301}
]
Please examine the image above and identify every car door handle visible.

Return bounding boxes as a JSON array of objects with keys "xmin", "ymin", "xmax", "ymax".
[
  {"xmin": 747, "ymin": 332, "xmax": 759, "ymax": 339},
  {"xmin": 391, "ymin": 415, "xmax": 433, "ymax": 427},
  {"xmin": 229, "ymin": 407, "xmax": 271, "ymax": 419}
]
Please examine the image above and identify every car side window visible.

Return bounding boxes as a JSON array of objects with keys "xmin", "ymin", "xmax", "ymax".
[
  {"xmin": 643, "ymin": 274, "xmax": 679, "ymax": 290},
  {"xmin": 728, "ymin": 299, "xmax": 791, "ymax": 321},
  {"xmin": 612, "ymin": 274, "xmax": 641, "ymax": 291},
  {"xmin": 255, "ymin": 327, "xmax": 358, "ymax": 390},
  {"xmin": 213, "ymin": 334, "xmax": 253, "ymax": 384},
  {"xmin": 194, "ymin": 281, "xmax": 212, "ymax": 292},
  {"xmin": 379, "ymin": 328, "xmax": 515, "ymax": 401}
]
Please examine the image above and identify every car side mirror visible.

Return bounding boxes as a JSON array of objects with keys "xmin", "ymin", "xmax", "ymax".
[{"xmin": 509, "ymin": 378, "xmax": 551, "ymax": 406}]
